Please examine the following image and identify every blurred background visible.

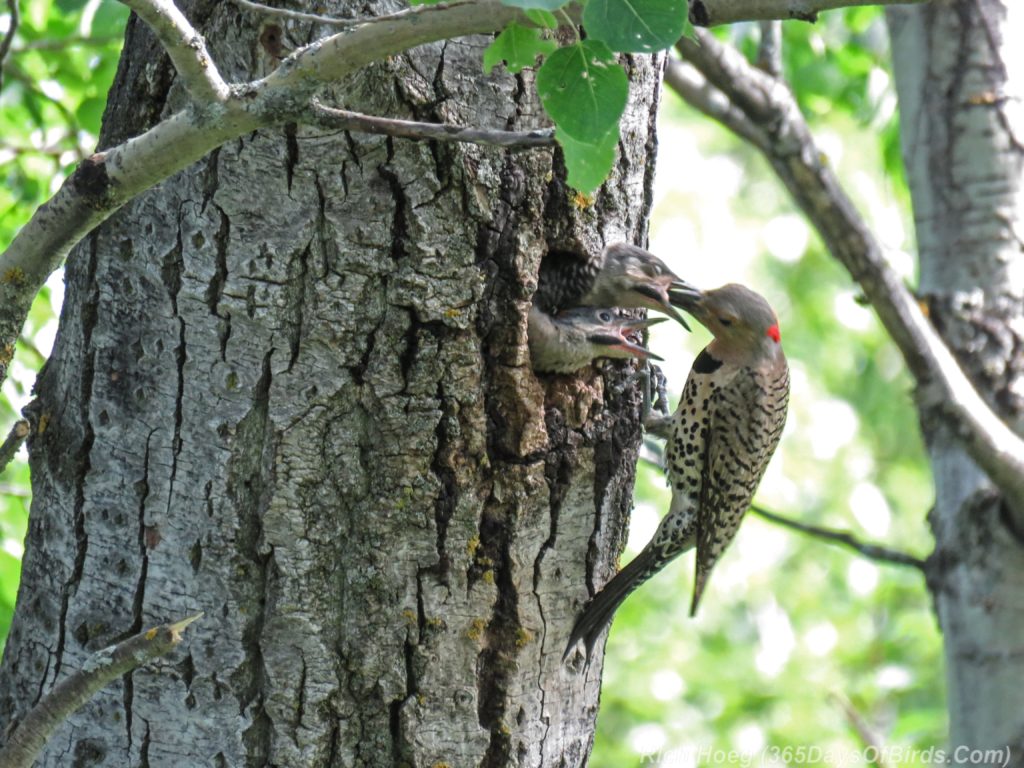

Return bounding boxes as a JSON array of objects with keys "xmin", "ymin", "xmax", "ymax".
[{"xmin": 0, "ymin": 3, "xmax": 941, "ymax": 765}]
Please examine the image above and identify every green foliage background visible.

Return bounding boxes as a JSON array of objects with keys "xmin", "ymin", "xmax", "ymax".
[
  {"xmin": 0, "ymin": 2, "xmax": 943, "ymax": 763},
  {"xmin": 0, "ymin": 0, "xmax": 129, "ymax": 648},
  {"xmin": 592, "ymin": 11, "xmax": 942, "ymax": 766}
]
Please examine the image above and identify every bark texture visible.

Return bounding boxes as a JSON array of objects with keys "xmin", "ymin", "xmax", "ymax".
[
  {"xmin": 888, "ymin": 1, "xmax": 1024, "ymax": 761},
  {"xmin": 0, "ymin": 2, "xmax": 664, "ymax": 765}
]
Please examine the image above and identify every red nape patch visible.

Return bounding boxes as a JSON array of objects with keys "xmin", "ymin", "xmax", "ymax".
[{"xmin": 767, "ymin": 324, "xmax": 781, "ymax": 343}]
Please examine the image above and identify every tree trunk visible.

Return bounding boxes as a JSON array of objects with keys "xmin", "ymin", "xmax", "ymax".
[
  {"xmin": 0, "ymin": 2, "xmax": 664, "ymax": 765},
  {"xmin": 888, "ymin": 0, "xmax": 1024, "ymax": 761}
]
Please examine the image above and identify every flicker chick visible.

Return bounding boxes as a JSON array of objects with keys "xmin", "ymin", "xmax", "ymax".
[
  {"xmin": 528, "ymin": 306, "xmax": 664, "ymax": 374},
  {"xmin": 534, "ymin": 243, "xmax": 691, "ymax": 328}
]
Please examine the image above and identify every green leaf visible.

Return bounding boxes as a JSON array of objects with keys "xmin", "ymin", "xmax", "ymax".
[
  {"xmin": 483, "ymin": 23, "xmax": 557, "ymax": 75},
  {"xmin": 536, "ymin": 40, "xmax": 628, "ymax": 143},
  {"xmin": 556, "ymin": 124, "xmax": 619, "ymax": 193},
  {"xmin": 583, "ymin": 0, "xmax": 688, "ymax": 53},
  {"xmin": 524, "ymin": 9, "xmax": 559, "ymax": 28},
  {"xmin": 499, "ymin": 0, "xmax": 569, "ymax": 10}
]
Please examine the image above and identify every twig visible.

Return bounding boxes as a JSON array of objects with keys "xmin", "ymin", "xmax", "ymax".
[
  {"xmin": 0, "ymin": 613, "xmax": 203, "ymax": 768},
  {"xmin": 638, "ymin": 442, "xmax": 924, "ymax": 569},
  {"xmin": 688, "ymin": 0, "xmax": 929, "ymax": 27},
  {"xmin": 307, "ymin": 98, "xmax": 556, "ymax": 148},
  {"xmin": 118, "ymin": 0, "xmax": 229, "ymax": 103},
  {"xmin": 232, "ymin": 0, "xmax": 361, "ymax": 27},
  {"xmin": 663, "ymin": 58, "xmax": 769, "ymax": 152},
  {"xmin": 829, "ymin": 692, "xmax": 889, "ymax": 768},
  {"xmin": 0, "ymin": 0, "xmax": 20, "ymax": 92},
  {"xmin": 0, "ymin": 418, "xmax": 29, "ymax": 476},
  {"xmin": 750, "ymin": 504, "xmax": 926, "ymax": 570},
  {"xmin": 756, "ymin": 20, "xmax": 782, "ymax": 77},
  {"xmin": 670, "ymin": 29, "xmax": 1024, "ymax": 516}
]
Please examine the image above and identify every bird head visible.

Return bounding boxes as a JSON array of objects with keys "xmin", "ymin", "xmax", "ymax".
[
  {"xmin": 670, "ymin": 283, "xmax": 782, "ymax": 360},
  {"xmin": 562, "ymin": 307, "xmax": 666, "ymax": 362},
  {"xmin": 584, "ymin": 244, "xmax": 694, "ymax": 330}
]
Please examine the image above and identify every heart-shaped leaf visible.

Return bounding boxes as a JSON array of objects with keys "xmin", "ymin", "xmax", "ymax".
[{"xmin": 536, "ymin": 40, "xmax": 628, "ymax": 143}]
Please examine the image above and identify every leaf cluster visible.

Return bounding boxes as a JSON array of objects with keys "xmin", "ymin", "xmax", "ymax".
[{"xmin": 479, "ymin": 0, "xmax": 691, "ymax": 191}]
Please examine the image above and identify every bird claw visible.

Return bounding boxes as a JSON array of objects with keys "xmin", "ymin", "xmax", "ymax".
[{"xmin": 633, "ymin": 363, "xmax": 672, "ymax": 438}]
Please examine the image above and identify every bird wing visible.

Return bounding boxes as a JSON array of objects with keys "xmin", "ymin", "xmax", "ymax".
[{"xmin": 690, "ymin": 362, "xmax": 790, "ymax": 615}]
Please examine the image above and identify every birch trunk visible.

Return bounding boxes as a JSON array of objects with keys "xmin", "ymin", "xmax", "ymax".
[
  {"xmin": 888, "ymin": 1, "xmax": 1024, "ymax": 761},
  {"xmin": 0, "ymin": 2, "xmax": 664, "ymax": 765}
]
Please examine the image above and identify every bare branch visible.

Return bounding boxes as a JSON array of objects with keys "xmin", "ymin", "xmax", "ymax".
[
  {"xmin": 688, "ymin": 0, "xmax": 929, "ymax": 27},
  {"xmin": 0, "ymin": 0, "xmax": 20, "ymax": 92},
  {"xmin": 757, "ymin": 20, "xmax": 783, "ymax": 77},
  {"xmin": 232, "ymin": 0, "xmax": 362, "ymax": 27},
  {"xmin": 663, "ymin": 59, "xmax": 770, "ymax": 152},
  {"xmin": 307, "ymin": 98, "xmax": 556, "ymax": 148},
  {"xmin": 750, "ymin": 505, "xmax": 926, "ymax": 569},
  {"xmin": 0, "ymin": 0, "xmax": 536, "ymax": 389},
  {"xmin": 830, "ymin": 693, "xmax": 890, "ymax": 768},
  {"xmin": 0, "ymin": 418, "xmax": 29, "ymax": 476},
  {"xmin": 118, "ymin": 0, "xmax": 230, "ymax": 103},
  {"xmin": 0, "ymin": 0, "xmax": 929, "ymax": 390},
  {"xmin": 0, "ymin": 613, "xmax": 203, "ymax": 768},
  {"xmin": 670, "ymin": 29, "xmax": 1024, "ymax": 513},
  {"xmin": 641, "ymin": 438, "xmax": 926, "ymax": 569}
]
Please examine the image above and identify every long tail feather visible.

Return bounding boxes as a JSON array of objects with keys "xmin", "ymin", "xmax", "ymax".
[{"xmin": 563, "ymin": 548, "xmax": 659, "ymax": 663}]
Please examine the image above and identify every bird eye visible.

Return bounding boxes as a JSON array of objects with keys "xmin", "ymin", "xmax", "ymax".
[{"xmin": 718, "ymin": 317, "xmax": 733, "ymax": 326}]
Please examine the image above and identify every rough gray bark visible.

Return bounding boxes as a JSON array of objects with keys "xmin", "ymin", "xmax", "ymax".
[
  {"xmin": 888, "ymin": 0, "xmax": 1024, "ymax": 761},
  {"xmin": 0, "ymin": 2, "xmax": 664, "ymax": 765}
]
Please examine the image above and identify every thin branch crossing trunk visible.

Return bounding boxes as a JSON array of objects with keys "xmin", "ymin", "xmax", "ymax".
[{"xmin": 0, "ymin": 3, "xmax": 664, "ymax": 765}]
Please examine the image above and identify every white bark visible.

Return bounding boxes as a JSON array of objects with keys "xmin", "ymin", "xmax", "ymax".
[{"xmin": 888, "ymin": 1, "xmax": 1024, "ymax": 761}]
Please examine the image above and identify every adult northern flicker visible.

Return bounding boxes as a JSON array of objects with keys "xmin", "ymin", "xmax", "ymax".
[
  {"xmin": 564, "ymin": 283, "xmax": 789, "ymax": 660},
  {"xmin": 534, "ymin": 243, "xmax": 690, "ymax": 328},
  {"xmin": 528, "ymin": 306, "xmax": 665, "ymax": 374}
]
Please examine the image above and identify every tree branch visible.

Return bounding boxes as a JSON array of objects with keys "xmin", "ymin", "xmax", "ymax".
[
  {"xmin": 232, "ymin": 0, "xmax": 363, "ymax": 27},
  {"xmin": 750, "ymin": 505, "xmax": 926, "ymax": 569},
  {"xmin": 0, "ymin": 0, "xmax": 20, "ymax": 92},
  {"xmin": 640, "ymin": 440, "xmax": 924, "ymax": 569},
  {"xmin": 0, "ymin": 418, "xmax": 29, "ymax": 476},
  {"xmin": 0, "ymin": 613, "xmax": 203, "ymax": 768},
  {"xmin": 663, "ymin": 59, "xmax": 770, "ymax": 151},
  {"xmin": 118, "ymin": 0, "xmax": 230, "ymax": 103},
  {"xmin": 307, "ymin": 98, "xmax": 556, "ymax": 148},
  {"xmin": 829, "ymin": 692, "xmax": 890, "ymax": 768},
  {"xmin": 688, "ymin": 0, "xmax": 929, "ymax": 27},
  {"xmin": 0, "ymin": 0, "xmax": 952, "ymax": 391},
  {"xmin": 0, "ymin": 0, "xmax": 534, "ymax": 389},
  {"xmin": 669, "ymin": 30, "xmax": 1024, "ymax": 513},
  {"xmin": 757, "ymin": 20, "xmax": 783, "ymax": 77}
]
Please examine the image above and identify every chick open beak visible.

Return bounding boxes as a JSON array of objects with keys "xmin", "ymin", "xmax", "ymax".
[{"xmin": 588, "ymin": 332, "xmax": 664, "ymax": 362}]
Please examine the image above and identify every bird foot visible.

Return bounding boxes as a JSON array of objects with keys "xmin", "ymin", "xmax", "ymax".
[{"xmin": 634, "ymin": 363, "xmax": 672, "ymax": 438}]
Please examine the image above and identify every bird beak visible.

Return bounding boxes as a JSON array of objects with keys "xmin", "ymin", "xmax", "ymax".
[
  {"xmin": 632, "ymin": 276, "xmax": 692, "ymax": 331},
  {"xmin": 619, "ymin": 316, "xmax": 667, "ymax": 331},
  {"xmin": 587, "ymin": 333, "xmax": 664, "ymax": 362},
  {"xmin": 668, "ymin": 280, "xmax": 704, "ymax": 317}
]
